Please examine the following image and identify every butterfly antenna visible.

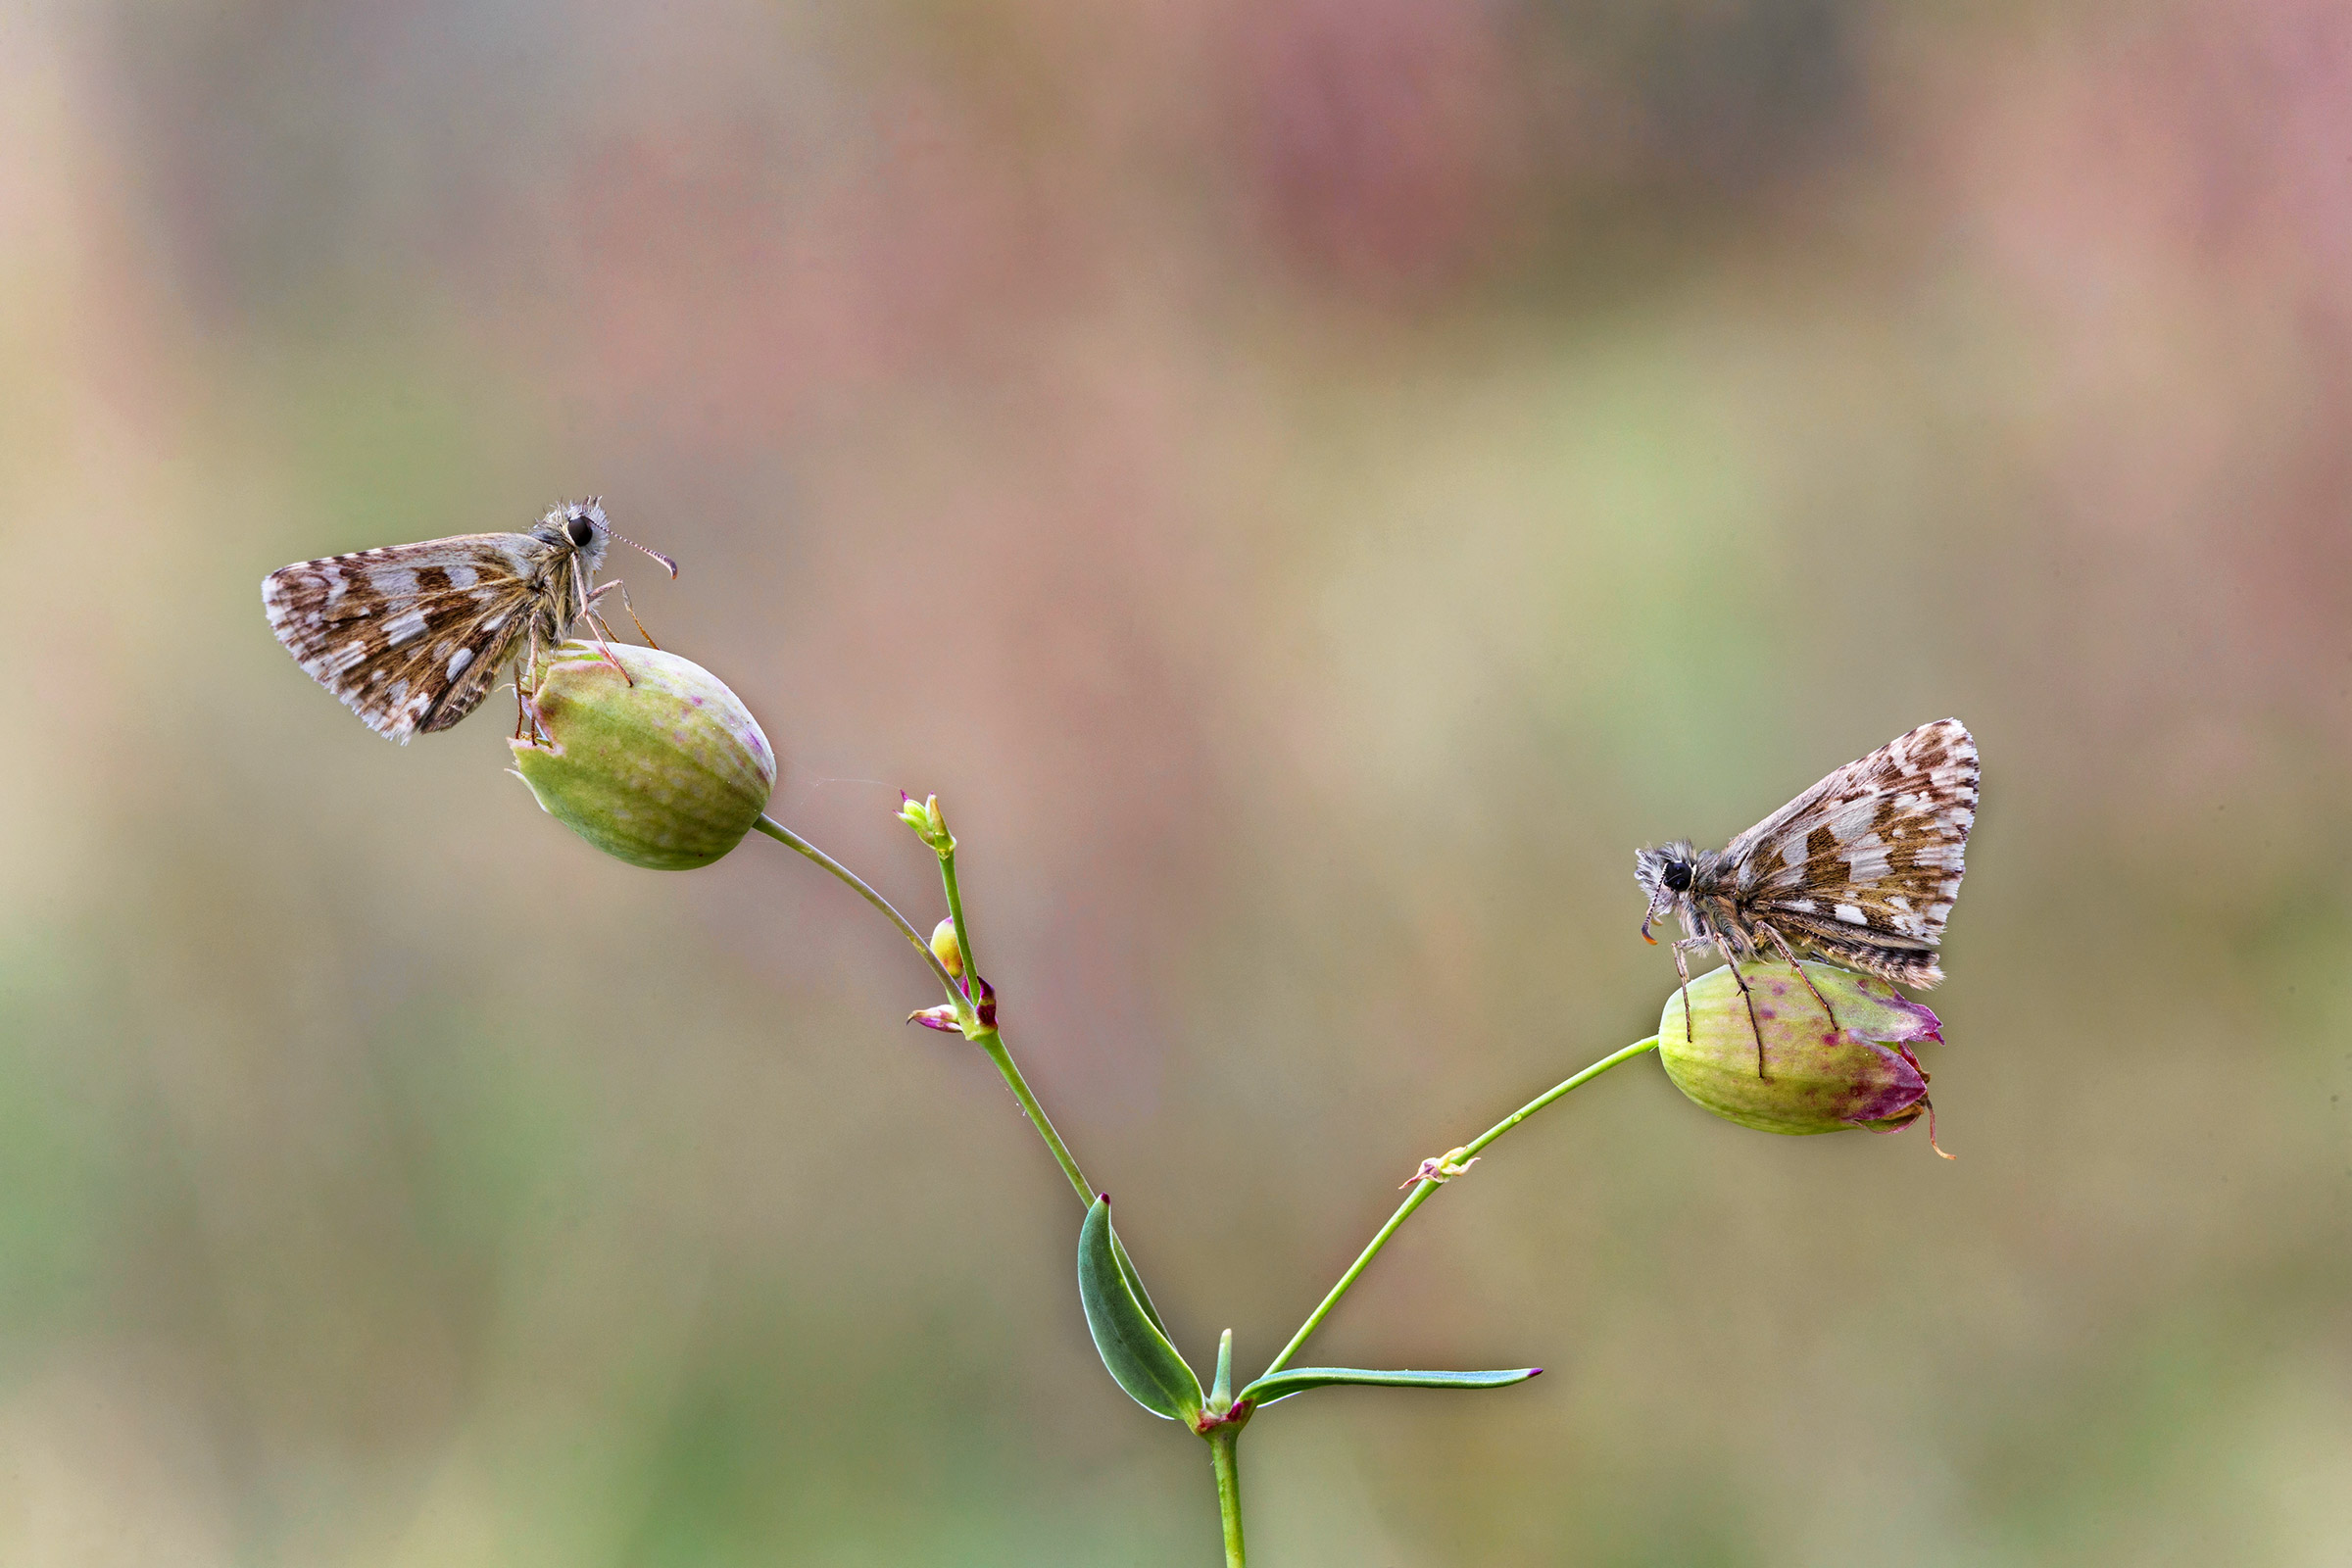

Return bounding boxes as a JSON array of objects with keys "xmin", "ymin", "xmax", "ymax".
[{"xmin": 612, "ymin": 529, "xmax": 678, "ymax": 579}]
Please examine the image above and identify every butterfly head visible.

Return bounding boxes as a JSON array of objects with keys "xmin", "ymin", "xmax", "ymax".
[
  {"xmin": 533, "ymin": 496, "xmax": 680, "ymax": 580},
  {"xmin": 1636, "ymin": 841, "xmax": 1698, "ymax": 944},
  {"xmin": 535, "ymin": 498, "xmax": 613, "ymax": 572}
]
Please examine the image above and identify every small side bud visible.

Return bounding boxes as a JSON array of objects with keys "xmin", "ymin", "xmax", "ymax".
[
  {"xmin": 1400, "ymin": 1148, "xmax": 1480, "ymax": 1189},
  {"xmin": 510, "ymin": 642, "xmax": 775, "ymax": 870},
  {"xmin": 930, "ymin": 918, "xmax": 964, "ymax": 977},
  {"xmin": 1658, "ymin": 961, "xmax": 1949, "ymax": 1148}
]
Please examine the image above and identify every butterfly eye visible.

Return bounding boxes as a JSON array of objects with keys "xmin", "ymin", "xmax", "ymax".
[
  {"xmin": 564, "ymin": 515, "xmax": 596, "ymax": 548},
  {"xmin": 1662, "ymin": 862, "xmax": 1692, "ymax": 892}
]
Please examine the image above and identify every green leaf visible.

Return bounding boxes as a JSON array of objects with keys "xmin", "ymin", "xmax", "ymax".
[
  {"xmin": 1238, "ymin": 1365, "xmax": 1543, "ymax": 1408},
  {"xmin": 1109, "ymin": 1230, "xmax": 1169, "ymax": 1338},
  {"xmin": 1077, "ymin": 1197, "xmax": 1202, "ymax": 1423}
]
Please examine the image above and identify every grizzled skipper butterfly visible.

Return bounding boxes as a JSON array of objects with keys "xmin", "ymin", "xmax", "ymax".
[
  {"xmin": 1637, "ymin": 718, "xmax": 1979, "ymax": 1074},
  {"xmin": 261, "ymin": 498, "xmax": 675, "ymax": 743}
]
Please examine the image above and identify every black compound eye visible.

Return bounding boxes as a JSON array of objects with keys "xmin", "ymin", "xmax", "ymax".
[
  {"xmin": 1661, "ymin": 861, "xmax": 1692, "ymax": 892},
  {"xmin": 564, "ymin": 514, "xmax": 595, "ymax": 548}
]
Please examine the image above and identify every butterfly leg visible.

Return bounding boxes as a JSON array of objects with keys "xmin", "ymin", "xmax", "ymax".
[
  {"xmin": 1669, "ymin": 938, "xmax": 1702, "ymax": 1045},
  {"xmin": 581, "ymin": 608, "xmax": 637, "ymax": 683},
  {"xmin": 1709, "ymin": 935, "xmax": 1771, "ymax": 1079},
  {"xmin": 520, "ymin": 629, "xmax": 552, "ymax": 744},
  {"xmin": 1755, "ymin": 923, "xmax": 1839, "ymax": 1036},
  {"xmin": 573, "ymin": 561, "xmax": 636, "ymax": 686},
  {"xmin": 591, "ymin": 578, "xmax": 662, "ymax": 651}
]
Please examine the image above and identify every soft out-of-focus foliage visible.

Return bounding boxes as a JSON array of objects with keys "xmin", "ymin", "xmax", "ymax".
[{"xmin": 2, "ymin": 1, "xmax": 2347, "ymax": 1563}]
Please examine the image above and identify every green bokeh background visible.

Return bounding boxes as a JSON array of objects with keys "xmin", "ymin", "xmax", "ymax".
[{"xmin": 4, "ymin": 2, "xmax": 2348, "ymax": 1563}]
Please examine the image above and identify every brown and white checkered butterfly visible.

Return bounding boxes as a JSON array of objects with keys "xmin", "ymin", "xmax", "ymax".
[
  {"xmin": 1636, "ymin": 718, "xmax": 1979, "ymax": 1071},
  {"xmin": 261, "ymin": 498, "xmax": 674, "ymax": 743}
]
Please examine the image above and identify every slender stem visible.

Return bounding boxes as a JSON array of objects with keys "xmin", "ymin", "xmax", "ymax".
[
  {"xmin": 1259, "ymin": 1181, "xmax": 1441, "ymax": 1382},
  {"xmin": 940, "ymin": 846, "xmax": 979, "ymax": 1000},
  {"xmin": 1453, "ymin": 1034, "xmax": 1661, "ymax": 1165},
  {"xmin": 975, "ymin": 1028, "xmax": 1093, "ymax": 1207},
  {"xmin": 925, "ymin": 835, "xmax": 1091, "ymax": 1204},
  {"xmin": 755, "ymin": 815, "xmax": 962, "ymax": 1002},
  {"xmin": 1258, "ymin": 1035, "xmax": 1660, "ymax": 1380},
  {"xmin": 1208, "ymin": 1425, "xmax": 1247, "ymax": 1568}
]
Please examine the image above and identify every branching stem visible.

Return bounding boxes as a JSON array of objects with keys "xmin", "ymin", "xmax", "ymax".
[
  {"xmin": 1258, "ymin": 1035, "xmax": 1661, "ymax": 1380},
  {"xmin": 756, "ymin": 814, "xmax": 1094, "ymax": 1206},
  {"xmin": 754, "ymin": 816, "xmax": 963, "ymax": 1002}
]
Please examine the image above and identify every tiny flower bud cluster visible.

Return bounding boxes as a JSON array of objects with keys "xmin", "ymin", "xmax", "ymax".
[{"xmin": 900, "ymin": 793, "xmax": 955, "ymax": 854}]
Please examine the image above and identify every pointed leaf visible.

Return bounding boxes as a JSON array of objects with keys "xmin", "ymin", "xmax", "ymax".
[
  {"xmin": 1078, "ymin": 1197, "xmax": 1202, "ymax": 1422},
  {"xmin": 1239, "ymin": 1365, "xmax": 1543, "ymax": 1408},
  {"xmin": 1110, "ymin": 1231, "xmax": 1169, "ymax": 1338}
]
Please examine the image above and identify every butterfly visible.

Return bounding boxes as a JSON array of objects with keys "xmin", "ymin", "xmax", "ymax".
[
  {"xmin": 261, "ymin": 498, "xmax": 674, "ymax": 743},
  {"xmin": 1636, "ymin": 718, "xmax": 1979, "ymax": 1074}
]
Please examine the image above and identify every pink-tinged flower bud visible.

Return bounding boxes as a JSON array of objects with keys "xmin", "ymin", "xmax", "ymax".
[
  {"xmin": 1657, "ymin": 961, "xmax": 1950, "ymax": 1151},
  {"xmin": 930, "ymin": 918, "xmax": 965, "ymax": 977},
  {"xmin": 511, "ymin": 643, "xmax": 775, "ymax": 870}
]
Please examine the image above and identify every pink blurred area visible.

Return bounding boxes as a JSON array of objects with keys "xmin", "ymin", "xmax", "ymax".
[{"xmin": 2, "ymin": 1, "xmax": 2347, "ymax": 1563}]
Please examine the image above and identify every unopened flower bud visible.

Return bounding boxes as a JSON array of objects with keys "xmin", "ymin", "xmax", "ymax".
[
  {"xmin": 511, "ymin": 642, "xmax": 775, "ymax": 870},
  {"xmin": 899, "ymin": 792, "xmax": 955, "ymax": 853},
  {"xmin": 930, "ymin": 917, "xmax": 964, "ymax": 977},
  {"xmin": 1658, "ymin": 961, "xmax": 1948, "ymax": 1149}
]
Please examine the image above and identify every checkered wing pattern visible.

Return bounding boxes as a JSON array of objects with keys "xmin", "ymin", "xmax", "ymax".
[
  {"xmin": 1723, "ymin": 718, "xmax": 1979, "ymax": 986},
  {"xmin": 262, "ymin": 534, "xmax": 550, "ymax": 742}
]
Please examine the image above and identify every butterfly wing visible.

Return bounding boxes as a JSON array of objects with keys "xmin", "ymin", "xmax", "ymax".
[
  {"xmin": 263, "ymin": 535, "xmax": 547, "ymax": 742},
  {"xmin": 1724, "ymin": 718, "xmax": 1979, "ymax": 986}
]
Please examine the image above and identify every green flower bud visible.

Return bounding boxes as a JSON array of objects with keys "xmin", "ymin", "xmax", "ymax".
[
  {"xmin": 511, "ymin": 642, "xmax": 775, "ymax": 870},
  {"xmin": 1658, "ymin": 960, "xmax": 1950, "ymax": 1152}
]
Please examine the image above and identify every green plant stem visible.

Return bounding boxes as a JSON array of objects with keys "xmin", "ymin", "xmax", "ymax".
[
  {"xmin": 940, "ymin": 845, "xmax": 980, "ymax": 1001},
  {"xmin": 1258, "ymin": 1034, "xmax": 1660, "ymax": 1380},
  {"xmin": 930, "ymin": 842, "xmax": 1093, "ymax": 1208},
  {"xmin": 1208, "ymin": 1426, "xmax": 1247, "ymax": 1568},
  {"xmin": 976, "ymin": 1027, "xmax": 1092, "ymax": 1207},
  {"xmin": 755, "ymin": 816, "xmax": 963, "ymax": 1002},
  {"xmin": 1450, "ymin": 1035, "xmax": 1662, "ymax": 1165}
]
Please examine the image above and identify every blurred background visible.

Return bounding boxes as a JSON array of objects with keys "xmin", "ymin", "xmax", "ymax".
[{"xmin": 3, "ymin": 0, "xmax": 2348, "ymax": 1562}]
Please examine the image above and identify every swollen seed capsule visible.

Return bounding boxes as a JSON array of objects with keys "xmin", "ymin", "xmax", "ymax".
[
  {"xmin": 1657, "ymin": 960, "xmax": 1948, "ymax": 1145},
  {"xmin": 511, "ymin": 642, "xmax": 775, "ymax": 870}
]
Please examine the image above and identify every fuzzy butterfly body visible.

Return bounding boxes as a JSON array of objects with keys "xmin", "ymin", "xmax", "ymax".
[
  {"xmin": 262, "ymin": 499, "xmax": 658, "ymax": 743},
  {"xmin": 1637, "ymin": 719, "xmax": 1979, "ymax": 1035}
]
